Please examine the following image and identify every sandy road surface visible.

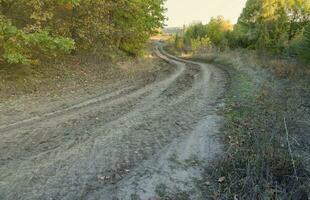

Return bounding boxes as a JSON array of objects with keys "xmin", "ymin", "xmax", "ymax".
[{"xmin": 0, "ymin": 45, "xmax": 227, "ymax": 199}]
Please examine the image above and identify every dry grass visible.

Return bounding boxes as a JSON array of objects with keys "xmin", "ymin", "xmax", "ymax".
[
  {"xmin": 0, "ymin": 48, "xmax": 160, "ymax": 101},
  {"xmin": 165, "ymin": 44, "xmax": 310, "ymax": 199},
  {"xmin": 200, "ymin": 68, "xmax": 310, "ymax": 199},
  {"xmin": 194, "ymin": 48, "xmax": 310, "ymax": 78},
  {"xmin": 202, "ymin": 50, "xmax": 310, "ymax": 199}
]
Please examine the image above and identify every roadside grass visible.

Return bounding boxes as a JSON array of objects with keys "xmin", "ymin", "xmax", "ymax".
[
  {"xmin": 202, "ymin": 52, "xmax": 309, "ymax": 199},
  {"xmin": 201, "ymin": 66, "xmax": 309, "ymax": 199},
  {"xmin": 165, "ymin": 45, "xmax": 310, "ymax": 199}
]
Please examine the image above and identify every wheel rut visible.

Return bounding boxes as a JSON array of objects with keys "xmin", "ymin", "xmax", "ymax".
[{"xmin": 0, "ymin": 45, "xmax": 227, "ymax": 200}]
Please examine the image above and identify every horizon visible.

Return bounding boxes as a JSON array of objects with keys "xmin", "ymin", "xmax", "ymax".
[{"xmin": 165, "ymin": 0, "xmax": 247, "ymax": 27}]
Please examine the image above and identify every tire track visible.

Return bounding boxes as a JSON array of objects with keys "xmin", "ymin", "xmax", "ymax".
[{"xmin": 0, "ymin": 44, "xmax": 227, "ymax": 200}]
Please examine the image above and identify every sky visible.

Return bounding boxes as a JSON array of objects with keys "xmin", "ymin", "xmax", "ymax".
[{"xmin": 165, "ymin": 0, "xmax": 248, "ymax": 27}]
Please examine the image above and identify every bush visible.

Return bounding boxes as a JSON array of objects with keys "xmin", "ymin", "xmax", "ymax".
[
  {"xmin": 0, "ymin": 16, "xmax": 75, "ymax": 65},
  {"xmin": 173, "ymin": 17, "xmax": 232, "ymax": 52},
  {"xmin": 191, "ymin": 37, "xmax": 211, "ymax": 52},
  {"xmin": 298, "ymin": 25, "xmax": 310, "ymax": 62}
]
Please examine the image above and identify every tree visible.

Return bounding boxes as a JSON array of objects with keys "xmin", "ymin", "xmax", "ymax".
[
  {"xmin": 233, "ymin": 0, "xmax": 310, "ymax": 52},
  {"xmin": 0, "ymin": 14, "xmax": 75, "ymax": 64},
  {"xmin": 174, "ymin": 34, "xmax": 184, "ymax": 50},
  {"xmin": 173, "ymin": 17, "xmax": 232, "ymax": 51},
  {"xmin": 206, "ymin": 16, "xmax": 232, "ymax": 47},
  {"xmin": 0, "ymin": 0, "xmax": 166, "ymax": 64},
  {"xmin": 111, "ymin": 0, "xmax": 166, "ymax": 55}
]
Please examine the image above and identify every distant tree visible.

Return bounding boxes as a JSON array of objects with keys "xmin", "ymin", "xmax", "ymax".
[
  {"xmin": 174, "ymin": 34, "xmax": 184, "ymax": 50},
  {"xmin": 191, "ymin": 36, "xmax": 211, "ymax": 52},
  {"xmin": 171, "ymin": 0, "xmax": 309, "ymax": 63},
  {"xmin": 233, "ymin": 0, "xmax": 310, "ymax": 52},
  {"xmin": 173, "ymin": 17, "xmax": 232, "ymax": 51},
  {"xmin": 206, "ymin": 16, "xmax": 232, "ymax": 47}
]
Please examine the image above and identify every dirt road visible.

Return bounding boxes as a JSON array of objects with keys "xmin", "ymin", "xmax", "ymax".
[{"xmin": 0, "ymin": 45, "xmax": 227, "ymax": 199}]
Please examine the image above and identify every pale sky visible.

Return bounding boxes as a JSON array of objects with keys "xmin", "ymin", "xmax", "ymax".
[{"xmin": 165, "ymin": 0, "xmax": 248, "ymax": 27}]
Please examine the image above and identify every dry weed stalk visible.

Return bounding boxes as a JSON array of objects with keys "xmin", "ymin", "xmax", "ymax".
[{"xmin": 284, "ymin": 117, "xmax": 298, "ymax": 181}]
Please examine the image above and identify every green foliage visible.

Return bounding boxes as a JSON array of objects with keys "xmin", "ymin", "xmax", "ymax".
[
  {"xmin": 174, "ymin": 34, "xmax": 184, "ymax": 50},
  {"xmin": 0, "ymin": 16, "xmax": 75, "ymax": 64},
  {"xmin": 182, "ymin": 23, "xmax": 208, "ymax": 50},
  {"xmin": 205, "ymin": 16, "xmax": 232, "ymax": 47},
  {"xmin": 112, "ymin": 0, "xmax": 165, "ymax": 55},
  {"xmin": 190, "ymin": 37, "xmax": 211, "ymax": 52},
  {"xmin": 184, "ymin": 23, "xmax": 207, "ymax": 41},
  {"xmin": 298, "ymin": 24, "xmax": 310, "ymax": 61},
  {"xmin": 173, "ymin": 16, "xmax": 232, "ymax": 51},
  {"xmin": 172, "ymin": 0, "xmax": 310, "ymax": 63},
  {"xmin": 0, "ymin": 0, "xmax": 165, "ymax": 64},
  {"xmin": 232, "ymin": 0, "xmax": 310, "ymax": 53}
]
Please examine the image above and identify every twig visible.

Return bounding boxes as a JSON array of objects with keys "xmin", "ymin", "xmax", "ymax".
[{"xmin": 284, "ymin": 117, "xmax": 298, "ymax": 181}]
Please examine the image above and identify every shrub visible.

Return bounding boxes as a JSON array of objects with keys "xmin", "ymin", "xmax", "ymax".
[
  {"xmin": 191, "ymin": 37, "xmax": 211, "ymax": 52},
  {"xmin": 0, "ymin": 16, "xmax": 75, "ymax": 65},
  {"xmin": 298, "ymin": 25, "xmax": 310, "ymax": 62}
]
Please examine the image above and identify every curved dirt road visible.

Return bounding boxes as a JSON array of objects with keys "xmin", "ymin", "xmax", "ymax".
[{"xmin": 0, "ymin": 45, "xmax": 227, "ymax": 199}]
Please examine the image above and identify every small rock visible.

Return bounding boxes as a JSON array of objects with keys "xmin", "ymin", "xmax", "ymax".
[
  {"xmin": 218, "ymin": 176, "xmax": 225, "ymax": 183},
  {"xmin": 97, "ymin": 175, "xmax": 110, "ymax": 181}
]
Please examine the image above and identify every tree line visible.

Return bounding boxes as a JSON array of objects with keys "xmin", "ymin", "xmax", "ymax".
[
  {"xmin": 0, "ymin": 0, "xmax": 165, "ymax": 65},
  {"xmin": 173, "ymin": 0, "xmax": 310, "ymax": 61}
]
